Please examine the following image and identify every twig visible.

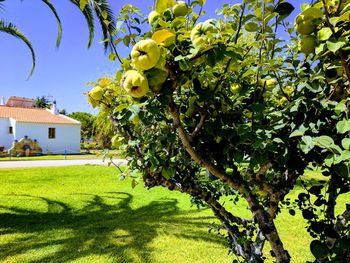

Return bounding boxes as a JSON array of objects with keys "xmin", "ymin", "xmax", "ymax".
[
  {"xmin": 234, "ymin": 3, "xmax": 246, "ymax": 45},
  {"xmin": 190, "ymin": 109, "xmax": 207, "ymax": 140},
  {"xmin": 273, "ymin": 70, "xmax": 291, "ymax": 101}
]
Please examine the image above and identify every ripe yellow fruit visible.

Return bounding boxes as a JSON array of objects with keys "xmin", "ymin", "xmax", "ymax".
[
  {"xmin": 296, "ymin": 18, "xmax": 315, "ymax": 35},
  {"xmin": 155, "ymin": 0, "xmax": 175, "ymax": 13},
  {"xmin": 230, "ymin": 83, "xmax": 241, "ymax": 94},
  {"xmin": 190, "ymin": 19, "xmax": 218, "ymax": 49},
  {"xmin": 299, "ymin": 35, "xmax": 317, "ymax": 54},
  {"xmin": 202, "ymin": 19, "xmax": 217, "ymax": 32},
  {"xmin": 131, "ymin": 39, "xmax": 161, "ymax": 70},
  {"xmin": 295, "ymin": 8, "xmax": 323, "ymax": 35},
  {"xmin": 122, "ymin": 70, "xmax": 149, "ymax": 98},
  {"xmin": 148, "ymin": 11, "xmax": 160, "ymax": 25},
  {"xmin": 259, "ymin": 79, "xmax": 277, "ymax": 91},
  {"xmin": 172, "ymin": 1, "xmax": 188, "ymax": 17},
  {"xmin": 283, "ymin": 86, "xmax": 295, "ymax": 96},
  {"xmin": 301, "ymin": 7, "xmax": 323, "ymax": 19},
  {"xmin": 89, "ymin": 86, "xmax": 104, "ymax": 101}
]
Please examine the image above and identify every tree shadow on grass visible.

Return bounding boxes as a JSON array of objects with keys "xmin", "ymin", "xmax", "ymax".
[{"xmin": 0, "ymin": 192, "xmax": 226, "ymax": 263}]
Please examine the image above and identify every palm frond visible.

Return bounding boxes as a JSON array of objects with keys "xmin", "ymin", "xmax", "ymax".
[
  {"xmin": 0, "ymin": 2, "xmax": 5, "ymax": 12},
  {"xmin": 41, "ymin": 0, "xmax": 62, "ymax": 47},
  {"xmin": 88, "ymin": 0, "xmax": 116, "ymax": 53},
  {"xmin": 70, "ymin": 0, "xmax": 95, "ymax": 48},
  {"xmin": 0, "ymin": 19, "xmax": 36, "ymax": 79}
]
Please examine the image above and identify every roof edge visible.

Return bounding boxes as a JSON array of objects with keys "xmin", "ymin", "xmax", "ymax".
[
  {"xmin": 59, "ymin": 114, "xmax": 81, "ymax": 125},
  {"xmin": 15, "ymin": 120, "xmax": 81, "ymax": 125}
]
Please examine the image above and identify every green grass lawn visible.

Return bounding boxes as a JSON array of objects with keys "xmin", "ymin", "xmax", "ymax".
[{"xmin": 0, "ymin": 166, "xmax": 348, "ymax": 262}]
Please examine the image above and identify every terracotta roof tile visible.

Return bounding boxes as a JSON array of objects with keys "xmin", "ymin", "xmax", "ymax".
[{"xmin": 0, "ymin": 106, "xmax": 80, "ymax": 125}]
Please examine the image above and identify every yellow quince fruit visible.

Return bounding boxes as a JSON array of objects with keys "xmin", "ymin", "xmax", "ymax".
[
  {"xmin": 131, "ymin": 39, "xmax": 161, "ymax": 71},
  {"xmin": 148, "ymin": 11, "xmax": 161, "ymax": 25},
  {"xmin": 122, "ymin": 70, "xmax": 149, "ymax": 98},
  {"xmin": 190, "ymin": 19, "xmax": 218, "ymax": 49},
  {"xmin": 230, "ymin": 83, "xmax": 241, "ymax": 94},
  {"xmin": 172, "ymin": 1, "xmax": 189, "ymax": 17},
  {"xmin": 89, "ymin": 86, "xmax": 104, "ymax": 101},
  {"xmin": 299, "ymin": 35, "xmax": 317, "ymax": 55},
  {"xmin": 295, "ymin": 7, "xmax": 323, "ymax": 35}
]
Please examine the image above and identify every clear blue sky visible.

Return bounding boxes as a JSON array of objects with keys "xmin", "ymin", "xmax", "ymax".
[{"xmin": 0, "ymin": 0, "xmax": 305, "ymax": 114}]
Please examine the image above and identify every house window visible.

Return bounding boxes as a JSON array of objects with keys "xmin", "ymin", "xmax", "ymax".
[
  {"xmin": 8, "ymin": 126, "xmax": 13, "ymax": 134},
  {"xmin": 48, "ymin": 128, "xmax": 56, "ymax": 139}
]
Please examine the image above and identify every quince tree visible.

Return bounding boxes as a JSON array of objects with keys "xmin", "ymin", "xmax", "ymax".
[{"xmin": 89, "ymin": 0, "xmax": 350, "ymax": 262}]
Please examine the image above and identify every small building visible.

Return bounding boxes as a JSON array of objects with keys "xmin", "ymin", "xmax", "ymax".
[
  {"xmin": 4, "ymin": 96, "xmax": 35, "ymax": 108},
  {"xmin": 0, "ymin": 102, "xmax": 81, "ymax": 154}
]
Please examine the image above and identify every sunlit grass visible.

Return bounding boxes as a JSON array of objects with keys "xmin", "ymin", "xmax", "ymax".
[{"xmin": 0, "ymin": 166, "xmax": 348, "ymax": 262}]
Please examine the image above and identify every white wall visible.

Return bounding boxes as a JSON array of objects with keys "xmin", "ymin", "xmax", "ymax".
[
  {"xmin": 0, "ymin": 118, "xmax": 15, "ymax": 149},
  {"xmin": 15, "ymin": 122, "xmax": 81, "ymax": 154}
]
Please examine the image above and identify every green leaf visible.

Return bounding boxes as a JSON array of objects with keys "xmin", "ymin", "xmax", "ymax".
[
  {"xmin": 115, "ymin": 104, "xmax": 128, "ymax": 112},
  {"xmin": 131, "ymin": 179, "xmax": 138, "ymax": 188},
  {"xmin": 334, "ymin": 102, "xmax": 347, "ymax": 115},
  {"xmin": 310, "ymin": 240, "xmax": 328, "ymax": 259},
  {"xmin": 274, "ymin": 2, "xmax": 295, "ymax": 16},
  {"xmin": 179, "ymin": 59, "xmax": 190, "ymax": 71},
  {"xmin": 326, "ymin": 38, "xmax": 347, "ymax": 53},
  {"xmin": 152, "ymin": 29, "xmax": 175, "ymax": 45},
  {"xmin": 340, "ymin": 150, "xmax": 350, "ymax": 162},
  {"xmin": 289, "ymin": 125, "xmax": 308, "ymax": 138},
  {"xmin": 334, "ymin": 163, "xmax": 350, "ymax": 178},
  {"xmin": 244, "ymin": 22, "xmax": 259, "ymax": 32},
  {"xmin": 338, "ymin": 10, "xmax": 350, "ymax": 23},
  {"xmin": 342, "ymin": 138, "xmax": 350, "ymax": 150},
  {"xmin": 315, "ymin": 43, "xmax": 326, "ymax": 55},
  {"xmin": 108, "ymin": 53, "xmax": 117, "ymax": 61},
  {"xmin": 325, "ymin": 154, "xmax": 335, "ymax": 167},
  {"xmin": 162, "ymin": 167, "xmax": 175, "ymax": 179},
  {"xmin": 123, "ymin": 35, "xmax": 130, "ymax": 47},
  {"xmin": 242, "ymin": 69, "xmax": 255, "ymax": 78},
  {"xmin": 300, "ymin": 136, "xmax": 314, "ymax": 154},
  {"xmin": 329, "ymin": 17, "xmax": 339, "ymax": 27},
  {"xmin": 300, "ymin": 3, "xmax": 310, "ymax": 11},
  {"xmin": 336, "ymin": 119, "xmax": 350, "ymax": 134},
  {"xmin": 313, "ymin": 136, "xmax": 334, "ymax": 147},
  {"xmin": 317, "ymin": 27, "xmax": 332, "ymax": 41}
]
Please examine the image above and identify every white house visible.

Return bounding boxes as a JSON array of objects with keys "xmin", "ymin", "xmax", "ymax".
[{"xmin": 0, "ymin": 103, "xmax": 81, "ymax": 154}]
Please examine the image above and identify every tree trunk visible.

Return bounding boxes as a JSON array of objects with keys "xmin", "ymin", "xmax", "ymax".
[{"xmin": 247, "ymin": 195, "xmax": 290, "ymax": 263}]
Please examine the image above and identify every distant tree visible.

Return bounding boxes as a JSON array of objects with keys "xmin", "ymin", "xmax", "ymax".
[
  {"xmin": 68, "ymin": 111, "xmax": 95, "ymax": 141},
  {"xmin": 59, "ymin": 109, "xmax": 67, "ymax": 115},
  {"xmin": 33, "ymin": 96, "xmax": 49, "ymax": 108},
  {"xmin": 93, "ymin": 109, "xmax": 114, "ymax": 148}
]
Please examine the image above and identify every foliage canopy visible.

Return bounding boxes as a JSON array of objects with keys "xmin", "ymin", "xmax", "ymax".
[{"xmin": 97, "ymin": 0, "xmax": 350, "ymax": 262}]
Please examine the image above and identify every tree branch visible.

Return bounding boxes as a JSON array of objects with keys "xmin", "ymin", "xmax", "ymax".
[{"xmin": 167, "ymin": 100, "xmax": 247, "ymax": 195}]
